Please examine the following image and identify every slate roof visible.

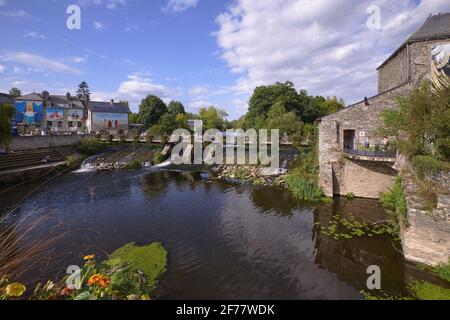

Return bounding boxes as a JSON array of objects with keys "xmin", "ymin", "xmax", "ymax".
[
  {"xmin": 47, "ymin": 95, "xmax": 85, "ymax": 109},
  {"xmin": 90, "ymin": 101, "xmax": 130, "ymax": 113},
  {"xmin": 378, "ymin": 13, "xmax": 450, "ymax": 70},
  {"xmin": 14, "ymin": 93, "xmax": 44, "ymax": 101},
  {"xmin": 0, "ymin": 93, "xmax": 13, "ymax": 104}
]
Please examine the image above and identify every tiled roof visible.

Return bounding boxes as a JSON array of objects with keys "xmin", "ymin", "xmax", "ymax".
[
  {"xmin": 378, "ymin": 13, "xmax": 450, "ymax": 70},
  {"xmin": 90, "ymin": 101, "xmax": 130, "ymax": 113},
  {"xmin": 0, "ymin": 93, "xmax": 13, "ymax": 104},
  {"xmin": 48, "ymin": 95, "xmax": 85, "ymax": 109}
]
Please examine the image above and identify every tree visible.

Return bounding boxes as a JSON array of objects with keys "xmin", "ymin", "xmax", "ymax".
[
  {"xmin": 76, "ymin": 81, "xmax": 91, "ymax": 100},
  {"xmin": 247, "ymin": 81, "xmax": 301, "ymax": 127},
  {"xmin": 266, "ymin": 102, "xmax": 304, "ymax": 143},
  {"xmin": 128, "ymin": 112, "xmax": 140, "ymax": 124},
  {"xmin": 198, "ymin": 106, "xmax": 228, "ymax": 131},
  {"xmin": 139, "ymin": 95, "xmax": 167, "ymax": 128},
  {"xmin": 167, "ymin": 101, "xmax": 185, "ymax": 115},
  {"xmin": 9, "ymin": 88, "xmax": 22, "ymax": 98},
  {"xmin": 0, "ymin": 103, "xmax": 15, "ymax": 151},
  {"xmin": 320, "ymin": 96, "xmax": 345, "ymax": 116}
]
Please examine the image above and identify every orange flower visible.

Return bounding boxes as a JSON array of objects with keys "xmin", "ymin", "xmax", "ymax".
[
  {"xmin": 83, "ymin": 254, "xmax": 95, "ymax": 261},
  {"xmin": 87, "ymin": 274, "xmax": 110, "ymax": 288}
]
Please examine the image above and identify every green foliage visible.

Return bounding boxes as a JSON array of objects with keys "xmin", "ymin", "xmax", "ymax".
[
  {"xmin": 380, "ymin": 177, "xmax": 408, "ymax": 239},
  {"xmin": 64, "ymin": 155, "xmax": 80, "ymax": 167},
  {"xmin": 76, "ymin": 138, "xmax": 107, "ymax": 155},
  {"xmin": 139, "ymin": 95, "xmax": 168, "ymax": 128},
  {"xmin": 412, "ymin": 155, "xmax": 449, "ymax": 179},
  {"xmin": 76, "ymin": 81, "xmax": 90, "ymax": 100},
  {"xmin": 124, "ymin": 160, "xmax": 142, "ymax": 170},
  {"xmin": 110, "ymin": 265, "xmax": 143, "ymax": 296},
  {"xmin": 410, "ymin": 281, "xmax": 450, "ymax": 300},
  {"xmin": 9, "ymin": 87, "xmax": 22, "ymax": 98},
  {"xmin": 128, "ymin": 112, "xmax": 140, "ymax": 124},
  {"xmin": 380, "ymin": 82, "xmax": 450, "ymax": 163},
  {"xmin": 266, "ymin": 102, "xmax": 303, "ymax": 143},
  {"xmin": 285, "ymin": 175, "xmax": 324, "ymax": 201},
  {"xmin": 0, "ymin": 103, "xmax": 15, "ymax": 147},
  {"xmin": 346, "ymin": 192, "xmax": 355, "ymax": 200},
  {"xmin": 153, "ymin": 151, "xmax": 166, "ymax": 165},
  {"xmin": 105, "ymin": 242, "xmax": 167, "ymax": 290},
  {"xmin": 167, "ymin": 101, "xmax": 185, "ymax": 115},
  {"xmin": 435, "ymin": 259, "xmax": 450, "ymax": 282},
  {"xmin": 199, "ymin": 106, "xmax": 228, "ymax": 130}
]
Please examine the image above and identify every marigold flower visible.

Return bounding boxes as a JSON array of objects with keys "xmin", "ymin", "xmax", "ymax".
[
  {"xmin": 83, "ymin": 254, "xmax": 95, "ymax": 261},
  {"xmin": 5, "ymin": 283, "xmax": 26, "ymax": 297},
  {"xmin": 87, "ymin": 274, "xmax": 110, "ymax": 288},
  {"xmin": 60, "ymin": 287, "xmax": 74, "ymax": 296}
]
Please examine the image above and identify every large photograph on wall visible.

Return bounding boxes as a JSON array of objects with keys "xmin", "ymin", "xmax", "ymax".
[
  {"xmin": 46, "ymin": 108, "xmax": 64, "ymax": 121},
  {"xmin": 14, "ymin": 101, "xmax": 43, "ymax": 125},
  {"xmin": 67, "ymin": 109, "xmax": 83, "ymax": 121},
  {"xmin": 431, "ymin": 43, "xmax": 450, "ymax": 90},
  {"xmin": 93, "ymin": 112, "xmax": 128, "ymax": 129}
]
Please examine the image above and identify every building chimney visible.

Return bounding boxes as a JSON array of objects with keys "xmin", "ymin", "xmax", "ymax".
[{"xmin": 110, "ymin": 99, "xmax": 114, "ymax": 106}]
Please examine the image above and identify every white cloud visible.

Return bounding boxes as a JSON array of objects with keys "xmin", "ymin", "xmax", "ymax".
[
  {"xmin": 93, "ymin": 21, "xmax": 105, "ymax": 30},
  {"xmin": 117, "ymin": 74, "xmax": 171, "ymax": 100},
  {"xmin": 0, "ymin": 0, "xmax": 6, "ymax": 7},
  {"xmin": 0, "ymin": 10, "xmax": 31, "ymax": 18},
  {"xmin": 215, "ymin": 0, "xmax": 450, "ymax": 105},
  {"xmin": 0, "ymin": 64, "xmax": 5, "ymax": 73},
  {"xmin": 78, "ymin": 0, "xmax": 127, "ymax": 10},
  {"xmin": 1, "ymin": 51, "xmax": 81, "ymax": 75},
  {"xmin": 164, "ymin": 0, "xmax": 199, "ymax": 12},
  {"xmin": 62, "ymin": 56, "xmax": 88, "ymax": 64},
  {"xmin": 23, "ymin": 30, "xmax": 46, "ymax": 39},
  {"xmin": 189, "ymin": 85, "xmax": 209, "ymax": 96}
]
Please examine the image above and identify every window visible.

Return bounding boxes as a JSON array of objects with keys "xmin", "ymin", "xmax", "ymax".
[
  {"xmin": 47, "ymin": 121, "xmax": 52, "ymax": 129},
  {"xmin": 57, "ymin": 121, "xmax": 63, "ymax": 129},
  {"xmin": 68, "ymin": 121, "xmax": 73, "ymax": 128},
  {"xmin": 77, "ymin": 122, "xmax": 82, "ymax": 128}
]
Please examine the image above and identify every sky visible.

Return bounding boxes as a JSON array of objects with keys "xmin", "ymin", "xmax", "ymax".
[{"xmin": 0, "ymin": 0, "xmax": 449, "ymax": 119}]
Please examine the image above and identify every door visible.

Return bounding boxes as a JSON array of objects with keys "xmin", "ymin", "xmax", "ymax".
[{"xmin": 343, "ymin": 130, "xmax": 355, "ymax": 150}]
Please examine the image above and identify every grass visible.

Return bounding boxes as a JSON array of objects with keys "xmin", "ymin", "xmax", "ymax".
[
  {"xmin": 152, "ymin": 151, "xmax": 166, "ymax": 165},
  {"xmin": 379, "ymin": 176, "xmax": 408, "ymax": 239},
  {"xmin": 435, "ymin": 259, "xmax": 450, "ymax": 282},
  {"xmin": 105, "ymin": 242, "xmax": 167, "ymax": 290},
  {"xmin": 64, "ymin": 155, "xmax": 81, "ymax": 168},
  {"xmin": 124, "ymin": 160, "xmax": 142, "ymax": 170},
  {"xmin": 410, "ymin": 281, "xmax": 450, "ymax": 300},
  {"xmin": 76, "ymin": 137, "xmax": 107, "ymax": 156},
  {"xmin": 412, "ymin": 155, "xmax": 449, "ymax": 179}
]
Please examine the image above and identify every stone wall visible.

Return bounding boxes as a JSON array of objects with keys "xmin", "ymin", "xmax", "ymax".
[
  {"xmin": 378, "ymin": 47, "xmax": 409, "ymax": 93},
  {"xmin": 318, "ymin": 83, "xmax": 414, "ymax": 198},
  {"xmin": 9, "ymin": 135, "xmax": 84, "ymax": 151}
]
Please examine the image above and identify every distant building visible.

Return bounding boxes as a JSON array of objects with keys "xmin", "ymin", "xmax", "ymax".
[
  {"xmin": 0, "ymin": 93, "xmax": 13, "ymax": 105},
  {"xmin": 86, "ymin": 99, "xmax": 130, "ymax": 133},
  {"xmin": 318, "ymin": 13, "xmax": 450, "ymax": 199}
]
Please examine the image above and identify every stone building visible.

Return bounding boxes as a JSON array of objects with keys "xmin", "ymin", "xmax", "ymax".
[{"xmin": 318, "ymin": 13, "xmax": 450, "ymax": 199}]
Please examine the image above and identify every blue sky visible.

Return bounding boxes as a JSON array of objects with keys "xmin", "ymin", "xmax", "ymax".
[{"xmin": 1, "ymin": 0, "xmax": 449, "ymax": 119}]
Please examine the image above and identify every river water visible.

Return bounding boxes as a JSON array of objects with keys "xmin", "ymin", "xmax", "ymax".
[{"xmin": 0, "ymin": 168, "xmax": 430, "ymax": 299}]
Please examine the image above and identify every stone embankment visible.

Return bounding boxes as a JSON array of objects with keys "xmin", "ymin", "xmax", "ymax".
[{"xmin": 398, "ymin": 157, "xmax": 450, "ymax": 266}]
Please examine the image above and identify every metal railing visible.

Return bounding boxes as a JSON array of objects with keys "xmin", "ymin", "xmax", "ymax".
[{"xmin": 343, "ymin": 148, "xmax": 396, "ymax": 158}]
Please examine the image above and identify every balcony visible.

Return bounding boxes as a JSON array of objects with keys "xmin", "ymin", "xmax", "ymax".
[{"xmin": 343, "ymin": 148, "xmax": 397, "ymax": 162}]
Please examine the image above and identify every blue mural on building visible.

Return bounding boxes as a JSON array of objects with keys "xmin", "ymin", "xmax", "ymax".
[{"xmin": 14, "ymin": 101, "xmax": 44, "ymax": 125}]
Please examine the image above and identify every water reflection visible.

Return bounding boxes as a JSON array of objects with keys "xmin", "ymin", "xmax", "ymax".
[{"xmin": 0, "ymin": 170, "xmax": 429, "ymax": 299}]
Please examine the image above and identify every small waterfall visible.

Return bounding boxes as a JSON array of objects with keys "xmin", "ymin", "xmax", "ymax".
[{"xmin": 74, "ymin": 154, "xmax": 100, "ymax": 173}]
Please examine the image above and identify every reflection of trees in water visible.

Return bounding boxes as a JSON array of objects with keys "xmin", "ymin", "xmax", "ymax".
[
  {"xmin": 313, "ymin": 198, "xmax": 406, "ymax": 296},
  {"xmin": 142, "ymin": 172, "xmax": 172, "ymax": 200},
  {"xmin": 250, "ymin": 186, "xmax": 303, "ymax": 216}
]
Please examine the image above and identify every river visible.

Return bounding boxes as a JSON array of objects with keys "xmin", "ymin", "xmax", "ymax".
[{"xmin": 0, "ymin": 167, "xmax": 435, "ymax": 299}]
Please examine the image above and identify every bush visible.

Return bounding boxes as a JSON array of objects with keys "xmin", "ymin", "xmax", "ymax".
[
  {"xmin": 124, "ymin": 160, "xmax": 142, "ymax": 170},
  {"xmin": 380, "ymin": 177, "xmax": 408, "ymax": 238},
  {"xmin": 346, "ymin": 192, "xmax": 355, "ymax": 199},
  {"xmin": 435, "ymin": 259, "xmax": 450, "ymax": 282},
  {"xmin": 412, "ymin": 155, "xmax": 449, "ymax": 179},
  {"xmin": 285, "ymin": 174, "xmax": 324, "ymax": 201},
  {"xmin": 152, "ymin": 151, "xmax": 166, "ymax": 165},
  {"xmin": 76, "ymin": 138, "xmax": 106, "ymax": 155},
  {"xmin": 64, "ymin": 155, "xmax": 80, "ymax": 167},
  {"xmin": 436, "ymin": 137, "xmax": 450, "ymax": 161}
]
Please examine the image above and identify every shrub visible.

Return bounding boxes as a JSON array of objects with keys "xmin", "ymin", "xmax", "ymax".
[
  {"xmin": 412, "ymin": 155, "xmax": 449, "ymax": 179},
  {"xmin": 380, "ymin": 177, "xmax": 408, "ymax": 239},
  {"xmin": 64, "ymin": 155, "xmax": 80, "ymax": 167},
  {"xmin": 435, "ymin": 259, "xmax": 450, "ymax": 282},
  {"xmin": 124, "ymin": 160, "xmax": 142, "ymax": 170},
  {"xmin": 76, "ymin": 138, "xmax": 106, "ymax": 155},
  {"xmin": 346, "ymin": 192, "xmax": 355, "ymax": 200},
  {"xmin": 436, "ymin": 137, "xmax": 450, "ymax": 161},
  {"xmin": 285, "ymin": 174, "xmax": 324, "ymax": 201},
  {"xmin": 152, "ymin": 151, "xmax": 166, "ymax": 165}
]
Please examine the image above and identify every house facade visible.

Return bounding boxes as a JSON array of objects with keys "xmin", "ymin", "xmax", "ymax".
[
  {"xmin": 318, "ymin": 13, "xmax": 450, "ymax": 199},
  {"xmin": 86, "ymin": 100, "xmax": 130, "ymax": 134}
]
